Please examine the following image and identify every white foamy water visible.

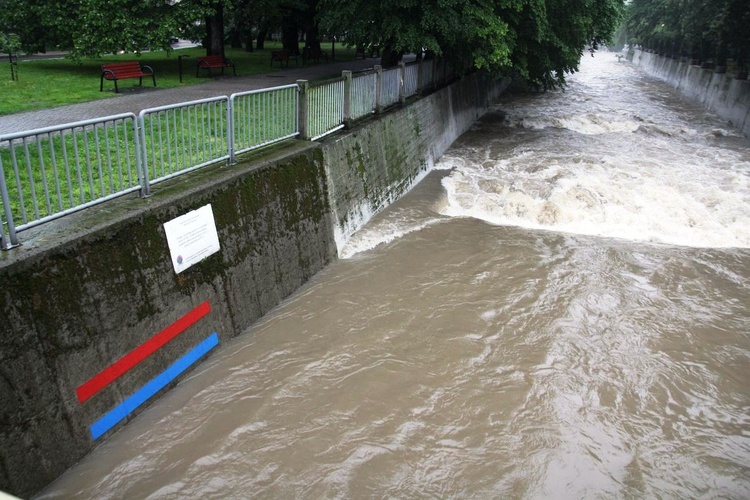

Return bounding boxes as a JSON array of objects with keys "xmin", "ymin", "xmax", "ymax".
[{"xmin": 438, "ymin": 55, "xmax": 750, "ymax": 249}]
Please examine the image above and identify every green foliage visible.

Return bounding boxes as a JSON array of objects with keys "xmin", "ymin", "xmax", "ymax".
[
  {"xmin": 625, "ymin": 0, "xmax": 750, "ymax": 67},
  {"xmin": 318, "ymin": 0, "xmax": 624, "ymax": 88},
  {"xmin": 0, "ymin": 32, "xmax": 22, "ymax": 54}
]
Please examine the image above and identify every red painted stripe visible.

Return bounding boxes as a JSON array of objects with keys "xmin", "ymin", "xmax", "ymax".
[{"xmin": 76, "ymin": 301, "xmax": 211, "ymax": 404}]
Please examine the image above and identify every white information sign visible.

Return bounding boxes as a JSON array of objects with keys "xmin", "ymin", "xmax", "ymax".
[{"xmin": 163, "ymin": 204, "xmax": 221, "ymax": 274}]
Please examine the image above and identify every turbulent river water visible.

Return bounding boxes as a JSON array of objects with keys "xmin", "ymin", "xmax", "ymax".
[{"xmin": 38, "ymin": 52, "xmax": 750, "ymax": 499}]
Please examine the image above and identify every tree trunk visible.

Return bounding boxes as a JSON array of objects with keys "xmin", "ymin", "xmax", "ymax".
[
  {"xmin": 245, "ymin": 34, "xmax": 254, "ymax": 52},
  {"xmin": 231, "ymin": 31, "xmax": 242, "ymax": 49},
  {"xmin": 205, "ymin": 2, "xmax": 225, "ymax": 57},
  {"xmin": 281, "ymin": 16, "xmax": 300, "ymax": 54},
  {"xmin": 257, "ymin": 29, "xmax": 268, "ymax": 50}
]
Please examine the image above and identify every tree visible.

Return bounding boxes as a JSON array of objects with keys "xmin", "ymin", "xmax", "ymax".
[
  {"xmin": 625, "ymin": 0, "xmax": 750, "ymax": 74},
  {"xmin": 317, "ymin": 0, "xmax": 624, "ymax": 88}
]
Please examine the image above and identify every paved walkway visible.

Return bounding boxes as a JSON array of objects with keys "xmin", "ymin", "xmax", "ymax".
[{"xmin": 0, "ymin": 56, "xmax": 380, "ymax": 136}]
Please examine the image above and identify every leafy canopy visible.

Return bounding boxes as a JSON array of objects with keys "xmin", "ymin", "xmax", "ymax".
[{"xmin": 318, "ymin": 0, "xmax": 624, "ymax": 87}]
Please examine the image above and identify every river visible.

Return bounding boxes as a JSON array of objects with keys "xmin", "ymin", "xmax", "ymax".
[{"xmin": 37, "ymin": 52, "xmax": 750, "ymax": 499}]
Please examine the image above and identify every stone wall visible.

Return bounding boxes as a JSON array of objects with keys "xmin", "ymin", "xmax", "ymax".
[
  {"xmin": 629, "ymin": 49, "xmax": 750, "ymax": 137},
  {"xmin": 0, "ymin": 72, "xmax": 506, "ymax": 498}
]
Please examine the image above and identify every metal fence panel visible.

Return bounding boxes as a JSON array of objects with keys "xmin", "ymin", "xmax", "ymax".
[
  {"xmin": 404, "ymin": 63, "xmax": 419, "ymax": 97},
  {"xmin": 351, "ymin": 73, "xmax": 377, "ymax": 121},
  {"xmin": 381, "ymin": 68, "xmax": 401, "ymax": 108},
  {"xmin": 0, "ymin": 114, "xmax": 142, "ymax": 242},
  {"xmin": 139, "ymin": 97, "xmax": 230, "ymax": 188},
  {"xmin": 307, "ymin": 79, "xmax": 345, "ymax": 141},
  {"xmin": 231, "ymin": 84, "xmax": 299, "ymax": 159}
]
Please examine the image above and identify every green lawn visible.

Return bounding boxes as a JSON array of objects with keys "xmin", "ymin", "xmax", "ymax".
[{"xmin": 0, "ymin": 42, "xmax": 359, "ymax": 116}]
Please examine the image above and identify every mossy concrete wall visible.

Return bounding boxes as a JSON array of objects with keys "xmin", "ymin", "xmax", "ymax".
[
  {"xmin": 629, "ymin": 49, "xmax": 750, "ymax": 137},
  {"xmin": 0, "ymin": 71, "xmax": 506, "ymax": 498},
  {"xmin": 325, "ymin": 72, "xmax": 508, "ymax": 250},
  {"xmin": 0, "ymin": 142, "xmax": 337, "ymax": 498}
]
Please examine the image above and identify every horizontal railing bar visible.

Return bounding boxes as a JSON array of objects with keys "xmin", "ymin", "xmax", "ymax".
[
  {"xmin": 309, "ymin": 76, "xmax": 347, "ymax": 89},
  {"xmin": 310, "ymin": 124, "xmax": 345, "ymax": 142},
  {"xmin": 0, "ymin": 113, "xmax": 137, "ymax": 142},
  {"xmin": 138, "ymin": 96, "xmax": 229, "ymax": 117},
  {"xmin": 230, "ymin": 83, "xmax": 299, "ymax": 99}
]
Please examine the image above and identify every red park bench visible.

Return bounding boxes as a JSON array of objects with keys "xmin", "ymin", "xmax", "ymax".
[
  {"xmin": 100, "ymin": 61, "xmax": 156, "ymax": 93},
  {"xmin": 196, "ymin": 55, "xmax": 236, "ymax": 77},
  {"xmin": 270, "ymin": 50, "xmax": 299, "ymax": 68}
]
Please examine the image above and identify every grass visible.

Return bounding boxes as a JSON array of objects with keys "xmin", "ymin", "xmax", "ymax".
[{"xmin": 0, "ymin": 42, "xmax": 360, "ymax": 116}]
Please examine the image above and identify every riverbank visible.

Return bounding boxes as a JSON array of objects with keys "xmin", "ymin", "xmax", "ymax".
[{"xmin": 628, "ymin": 49, "xmax": 750, "ymax": 137}]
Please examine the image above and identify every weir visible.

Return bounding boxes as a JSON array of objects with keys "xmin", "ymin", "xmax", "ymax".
[{"xmin": 0, "ymin": 72, "xmax": 506, "ymax": 498}]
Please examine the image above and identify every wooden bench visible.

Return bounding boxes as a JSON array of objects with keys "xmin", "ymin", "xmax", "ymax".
[
  {"xmin": 100, "ymin": 61, "xmax": 156, "ymax": 93},
  {"xmin": 196, "ymin": 55, "xmax": 236, "ymax": 77},
  {"xmin": 270, "ymin": 50, "xmax": 299, "ymax": 68},
  {"xmin": 303, "ymin": 47, "xmax": 328, "ymax": 65}
]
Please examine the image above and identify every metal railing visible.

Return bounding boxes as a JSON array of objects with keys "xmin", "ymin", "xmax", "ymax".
[
  {"xmin": 2, "ymin": 56, "xmax": 465, "ymax": 249},
  {"xmin": 231, "ymin": 84, "xmax": 299, "ymax": 162},
  {"xmin": 0, "ymin": 114, "xmax": 143, "ymax": 248},
  {"xmin": 306, "ymin": 78, "xmax": 345, "ymax": 141},
  {"xmin": 381, "ymin": 67, "xmax": 402, "ymax": 108},
  {"xmin": 139, "ymin": 97, "xmax": 230, "ymax": 193},
  {"xmin": 350, "ymin": 72, "xmax": 377, "ymax": 121},
  {"xmin": 403, "ymin": 62, "xmax": 419, "ymax": 97}
]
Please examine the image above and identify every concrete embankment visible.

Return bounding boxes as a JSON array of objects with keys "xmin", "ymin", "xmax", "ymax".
[
  {"xmin": 629, "ymin": 49, "xmax": 750, "ymax": 137},
  {"xmin": 0, "ymin": 71, "xmax": 507, "ymax": 498}
]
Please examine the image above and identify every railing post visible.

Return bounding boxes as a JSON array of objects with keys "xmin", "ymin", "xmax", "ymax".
[
  {"xmin": 374, "ymin": 65, "xmax": 383, "ymax": 114},
  {"xmin": 227, "ymin": 97, "xmax": 236, "ymax": 165},
  {"xmin": 399, "ymin": 62, "xmax": 406, "ymax": 106},
  {"xmin": 297, "ymin": 79, "xmax": 310, "ymax": 140},
  {"xmin": 342, "ymin": 70, "xmax": 353, "ymax": 128},
  {"xmin": 135, "ymin": 113, "xmax": 151, "ymax": 197},
  {"xmin": 0, "ymin": 154, "xmax": 19, "ymax": 250}
]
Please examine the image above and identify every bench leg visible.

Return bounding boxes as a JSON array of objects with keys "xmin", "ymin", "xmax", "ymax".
[
  {"xmin": 114, "ymin": 79, "xmax": 119, "ymax": 93},
  {"xmin": 100, "ymin": 75, "xmax": 104, "ymax": 92},
  {"xmin": 152, "ymin": 74, "xmax": 156, "ymax": 87}
]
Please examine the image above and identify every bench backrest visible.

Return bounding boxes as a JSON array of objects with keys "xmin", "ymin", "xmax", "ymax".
[
  {"xmin": 198, "ymin": 55, "xmax": 225, "ymax": 64},
  {"xmin": 272, "ymin": 50, "xmax": 290, "ymax": 59},
  {"xmin": 101, "ymin": 61, "xmax": 143, "ymax": 75}
]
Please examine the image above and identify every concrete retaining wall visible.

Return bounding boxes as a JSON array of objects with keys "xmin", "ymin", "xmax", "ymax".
[
  {"xmin": 325, "ymin": 73, "xmax": 508, "ymax": 251},
  {"xmin": 0, "ymin": 71, "xmax": 506, "ymax": 498},
  {"xmin": 630, "ymin": 49, "xmax": 750, "ymax": 137}
]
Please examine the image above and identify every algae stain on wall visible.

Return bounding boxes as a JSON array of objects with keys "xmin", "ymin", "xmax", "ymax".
[{"xmin": 322, "ymin": 72, "xmax": 506, "ymax": 256}]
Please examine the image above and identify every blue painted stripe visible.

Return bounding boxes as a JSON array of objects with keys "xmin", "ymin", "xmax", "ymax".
[{"xmin": 90, "ymin": 332, "xmax": 219, "ymax": 440}]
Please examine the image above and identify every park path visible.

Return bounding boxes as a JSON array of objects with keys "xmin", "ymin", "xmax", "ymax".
[{"xmin": 0, "ymin": 56, "xmax": 379, "ymax": 136}]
